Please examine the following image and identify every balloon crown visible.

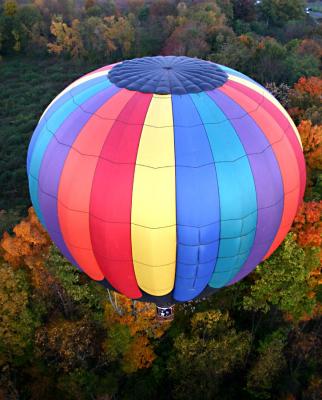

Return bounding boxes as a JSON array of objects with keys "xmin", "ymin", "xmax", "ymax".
[{"xmin": 108, "ymin": 55, "xmax": 228, "ymax": 95}]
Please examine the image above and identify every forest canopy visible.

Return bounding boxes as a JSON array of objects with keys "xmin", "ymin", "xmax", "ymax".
[{"xmin": 0, "ymin": 1, "xmax": 321, "ymax": 399}]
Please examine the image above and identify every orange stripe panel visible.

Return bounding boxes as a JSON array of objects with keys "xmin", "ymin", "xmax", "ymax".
[{"xmin": 58, "ymin": 89, "xmax": 136, "ymax": 280}]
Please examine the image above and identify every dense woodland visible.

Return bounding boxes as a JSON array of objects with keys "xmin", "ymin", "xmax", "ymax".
[{"xmin": 0, "ymin": 1, "xmax": 321, "ymax": 399}]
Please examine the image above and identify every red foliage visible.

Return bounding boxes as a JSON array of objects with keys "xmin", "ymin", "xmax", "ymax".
[
  {"xmin": 292, "ymin": 201, "xmax": 322, "ymax": 249},
  {"xmin": 294, "ymin": 76, "xmax": 322, "ymax": 98}
]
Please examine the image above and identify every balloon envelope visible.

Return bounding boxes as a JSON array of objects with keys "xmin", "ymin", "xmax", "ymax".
[{"xmin": 27, "ymin": 56, "xmax": 305, "ymax": 304}]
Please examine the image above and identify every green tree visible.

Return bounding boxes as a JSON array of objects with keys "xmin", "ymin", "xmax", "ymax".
[
  {"xmin": 242, "ymin": 234, "xmax": 320, "ymax": 321},
  {"xmin": 0, "ymin": 261, "xmax": 40, "ymax": 366},
  {"xmin": 167, "ymin": 310, "xmax": 251, "ymax": 399},
  {"xmin": 246, "ymin": 330, "xmax": 288, "ymax": 399},
  {"xmin": 259, "ymin": 0, "xmax": 305, "ymax": 27}
]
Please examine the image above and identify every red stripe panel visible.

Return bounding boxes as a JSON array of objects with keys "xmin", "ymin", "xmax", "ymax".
[
  {"xmin": 220, "ymin": 82, "xmax": 301, "ymax": 259},
  {"xmin": 227, "ymin": 80, "xmax": 306, "ymax": 204},
  {"xmin": 89, "ymin": 92, "xmax": 153, "ymax": 298},
  {"xmin": 58, "ymin": 89, "xmax": 135, "ymax": 281}
]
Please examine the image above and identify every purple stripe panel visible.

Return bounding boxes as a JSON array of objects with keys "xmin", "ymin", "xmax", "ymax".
[
  {"xmin": 207, "ymin": 89, "xmax": 284, "ymax": 284},
  {"xmin": 38, "ymin": 85, "xmax": 120, "ymax": 267}
]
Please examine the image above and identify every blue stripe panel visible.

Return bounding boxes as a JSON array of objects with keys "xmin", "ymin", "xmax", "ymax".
[
  {"xmin": 28, "ymin": 80, "xmax": 111, "ymax": 225},
  {"xmin": 190, "ymin": 92, "xmax": 257, "ymax": 288},
  {"xmin": 27, "ymin": 75, "xmax": 109, "ymax": 173},
  {"xmin": 172, "ymin": 94, "xmax": 220, "ymax": 301}
]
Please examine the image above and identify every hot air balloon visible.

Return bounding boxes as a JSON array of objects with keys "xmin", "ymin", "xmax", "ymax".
[{"xmin": 27, "ymin": 56, "xmax": 305, "ymax": 319}]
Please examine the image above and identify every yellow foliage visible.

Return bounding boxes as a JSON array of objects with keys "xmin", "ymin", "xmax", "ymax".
[
  {"xmin": 104, "ymin": 293, "xmax": 170, "ymax": 373},
  {"xmin": 48, "ymin": 18, "xmax": 86, "ymax": 59},
  {"xmin": 4, "ymin": 0, "xmax": 18, "ymax": 16},
  {"xmin": 105, "ymin": 294, "xmax": 169, "ymax": 338},
  {"xmin": 122, "ymin": 335, "xmax": 156, "ymax": 373}
]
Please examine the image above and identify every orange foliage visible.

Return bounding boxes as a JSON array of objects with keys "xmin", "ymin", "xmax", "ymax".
[
  {"xmin": 298, "ymin": 120, "xmax": 322, "ymax": 170},
  {"xmin": 1, "ymin": 207, "xmax": 51, "ymax": 269},
  {"xmin": 105, "ymin": 294, "xmax": 169, "ymax": 338},
  {"xmin": 292, "ymin": 201, "xmax": 322, "ymax": 320},
  {"xmin": 0, "ymin": 207, "xmax": 53, "ymax": 291},
  {"xmin": 294, "ymin": 76, "xmax": 322, "ymax": 98},
  {"xmin": 122, "ymin": 335, "xmax": 156, "ymax": 373},
  {"xmin": 239, "ymin": 34, "xmax": 252, "ymax": 46},
  {"xmin": 105, "ymin": 294, "xmax": 170, "ymax": 373},
  {"xmin": 292, "ymin": 201, "xmax": 322, "ymax": 249}
]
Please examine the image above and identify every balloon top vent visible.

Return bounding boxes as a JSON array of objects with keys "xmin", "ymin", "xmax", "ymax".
[{"xmin": 108, "ymin": 56, "xmax": 228, "ymax": 95}]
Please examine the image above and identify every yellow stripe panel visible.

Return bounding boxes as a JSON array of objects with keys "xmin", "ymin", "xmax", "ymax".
[
  {"xmin": 228, "ymin": 75, "xmax": 303, "ymax": 148},
  {"xmin": 131, "ymin": 94, "xmax": 176, "ymax": 295}
]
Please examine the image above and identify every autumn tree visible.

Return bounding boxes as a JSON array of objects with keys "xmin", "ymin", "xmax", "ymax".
[
  {"xmin": 3, "ymin": 0, "xmax": 18, "ymax": 17},
  {"xmin": 45, "ymin": 248, "xmax": 169, "ymax": 375},
  {"xmin": 103, "ymin": 15, "xmax": 135, "ymax": 58},
  {"xmin": 104, "ymin": 294, "xmax": 169, "ymax": 373},
  {"xmin": 163, "ymin": 1, "xmax": 229, "ymax": 57},
  {"xmin": 292, "ymin": 201, "xmax": 322, "ymax": 308},
  {"xmin": 298, "ymin": 121, "xmax": 322, "ymax": 171},
  {"xmin": 297, "ymin": 121, "xmax": 322, "ymax": 197},
  {"xmin": 289, "ymin": 77, "xmax": 322, "ymax": 124},
  {"xmin": 167, "ymin": 310, "xmax": 251, "ymax": 399},
  {"xmin": 297, "ymin": 39, "xmax": 322, "ymax": 59},
  {"xmin": 0, "ymin": 260, "xmax": 40, "ymax": 366},
  {"xmin": 35, "ymin": 317, "xmax": 101, "ymax": 372},
  {"xmin": 47, "ymin": 17, "xmax": 86, "ymax": 58},
  {"xmin": 1, "ymin": 207, "xmax": 50, "ymax": 269},
  {"xmin": 292, "ymin": 201, "xmax": 322, "ymax": 249}
]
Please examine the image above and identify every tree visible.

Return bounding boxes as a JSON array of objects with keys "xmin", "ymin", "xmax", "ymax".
[
  {"xmin": 246, "ymin": 330, "xmax": 288, "ymax": 399},
  {"xmin": 295, "ymin": 76, "xmax": 322, "ymax": 98},
  {"xmin": 35, "ymin": 317, "xmax": 101, "ymax": 372},
  {"xmin": 265, "ymin": 82, "xmax": 291, "ymax": 108},
  {"xmin": 163, "ymin": 1, "xmax": 227, "ymax": 57},
  {"xmin": 1, "ymin": 207, "xmax": 51, "ymax": 269},
  {"xmin": 293, "ymin": 201, "xmax": 322, "ymax": 250},
  {"xmin": 167, "ymin": 310, "xmax": 251, "ymax": 399},
  {"xmin": 289, "ymin": 77, "xmax": 322, "ymax": 125},
  {"xmin": 46, "ymin": 246, "xmax": 106, "ymax": 315},
  {"xmin": 242, "ymin": 234, "xmax": 319, "ymax": 321},
  {"xmin": 103, "ymin": 16, "xmax": 135, "ymax": 58},
  {"xmin": 47, "ymin": 17, "xmax": 86, "ymax": 58},
  {"xmin": 104, "ymin": 294, "xmax": 170, "ymax": 373},
  {"xmin": 3, "ymin": 0, "xmax": 18, "ymax": 17},
  {"xmin": 213, "ymin": 35, "xmax": 319, "ymax": 85},
  {"xmin": 259, "ymin": 0, "xmax": 305, "ymax": 27},
  {"xmin": 297, "ymin": 121, "xmax": 322, "ymax": 195},
  {"xmin": 232, "ymin": 0, "xmax": 256, "ymax": 22},
  {"xmin": 0, "ymin": 260, "xmax": 39, "ymax": 366}
]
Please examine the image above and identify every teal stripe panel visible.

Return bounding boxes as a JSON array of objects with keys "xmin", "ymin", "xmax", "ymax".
[
  {"xmin": 190, "ymin": 92, "xmax": 257, "ymax": 288},
  {"xmin": 27, "ymin": 75, "xmax": 109, "ymax": 173}
]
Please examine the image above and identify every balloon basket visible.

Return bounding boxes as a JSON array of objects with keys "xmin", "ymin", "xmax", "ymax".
[{"xmin": 156, "ymin": 305, "xmax": 174, "ymax": 322}]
